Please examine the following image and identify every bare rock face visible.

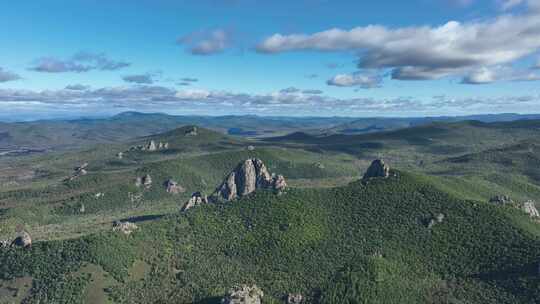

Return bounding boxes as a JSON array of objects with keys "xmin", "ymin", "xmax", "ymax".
[
  {"xmin": 181, "ymin": 192, "xmax": 209, "ymax": 211},
  {"xmin": 214, "ymin": 159, "xmax": 286, "ymax": 201},
  {"xmin": 113, "ymin": 221, "xmax": 138, "ymax": 235},
  {"xmin": 363, "ymin": 159, "xmax": 390, "ymax": 179},
  {"xmin": 185, "ymin": 126, "xmax": 198, "ymax": 136},
  {"xmin": 11, "ymin": 231, "xmax": 32, "ymax": 248},
  {"xmin": 66, "ymin": 162, "xmax": 89, "ymax": 181},
  {"xmin": 164, "ymin": 179, "xmax": 185, "ymax": 194},
  {"xmin": 427, "ymin": 213, "xmax": 445, "ymax": 229},
  {"xmin": 489, "ymin": 195, "xmax": 513, "ymax": 205},
  {"xmin": 273, "ymin": 174, "xmax": 287, "ymax": 192},
  {"xmin": 136, "ymin": 174, "xmax": 152, "ymax": 189},
  {"xmin": 286, "ymin": 293, "xmax": 304, "ymax": 304},
  {"xmin": 0, "ymin": 239, "xmax": 9, "ymax": 248},
  {"xmin": 117, "ymin": 152, "xmax": 124, "ymax": 159},
  {"xmin": 221, "ymin": 285, "xmax": 263, "ymax": 304},
  {"xmin": 521, "ymin": 200, "xmax": 540, "ymax": 218},
  {"xmin": 147, "ymin": 140, "xmax": 157, "ymax": 151}
]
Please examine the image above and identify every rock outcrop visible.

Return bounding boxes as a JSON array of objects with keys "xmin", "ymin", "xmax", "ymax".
[
  {"xmin": 0, "ymin": 240, "xmax": 9, "ymax": 248},
  {"xmin": 489, "ymin": 195, "xmax": 513, "ymax": 205},
  {"xmin": 11, "ymin": 231, "xmax": 32, "ymax": 248},
  {"xmin": 520, "ymin": 200, "xmax": 540, "ymax": 218},
  {"xmin": 213, "ymin": 159, "xmax": 287, "ymax": 201},
  {"xmin": 117, "ymin": 152, "xmax": 124, "ymax": 159},
  {"xmin": 113, "ymin": 221, "xmax": 138, "ymax": 235},
  {"xmin": 130, "ymin": 141, "xmax": 169, "ymax": 152},
  {"xmin": 185, "ymin": 126, "xmax": 198, "ymax": 136},
  {"xmin": 181, "ymin": 192, "xmax": 209, "ymax": 211},
  {"xmin": 363, "ymin": 159, "xmax": 390, "ymax": 179},
  {"xmin": 65, "ymin": 162, "xmax": 89, "ymax": 181},
  {"xmin": 164, "ymin": 179, "xmax": 185, "ymax": 194},
  {"xmin": 427, "ymin": 213, "xmax": 445, "ymax": 229},
  {"xmin": 286, "ymin": 293, "xmax": 304, "ymax": 304},
  {"xmin": 221, "ymin": 285, "xmax": 263, "ymax": 304},
  {"xmin": 136, "ymin": 174, "xmax": 152, "ymax": 189}
]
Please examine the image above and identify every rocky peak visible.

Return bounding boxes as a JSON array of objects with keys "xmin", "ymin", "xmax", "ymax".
[
  {"xmin": 221, "ymin": 285, "xmax": 263, "ymax": 304},
  {"xmin": 363, "ymin": 159, "xmax": 390, "ymax": 179},
  {"xmin": 136, "ymin": 174, "xmax": 152, "ymax": 189},
  {"xmin": 521, "ymin": 200, "xmax": 539, "ymax": 218},
  {"xmin": 11, "ymin": 231, "xmax": 32, "ymax": 248},
  {"xmin": 185, "ymin": 126, "xmax": 198, "ymax": 136},
  {"xmin": 489, "ymin": 195, "xmax": 513, "ymax": 205},
  {"xmin": 213, "ymin": 158, "xmax": 286, "ymax": 201},
  {"xmin": 113, "ymin": 221, "xmax": 138, "ymax": 235},
  {"xmin": 286, "ymin": 293, "xmax": 304, "ymax": 304},
  {"xmin": 181, "ymin": 192, "xmax": 209, "ymax": 211},
  {"xmin": 164, "ymin": 179, "xmax": 185, "ymax": 194}
]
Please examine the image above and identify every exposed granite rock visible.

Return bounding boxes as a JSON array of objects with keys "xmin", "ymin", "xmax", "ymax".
[
  {"xmin": 185, "ymin": 126, "xmax": 198, "ymax": 136},
  {"xmin": 0, "ymin": 240, "xmax": 9, "ymax": 248},
  {"xmin": 79, "ymin": 203, "xmax": 85, "ymax": 213},
  {"xmin": 222, "ymin": 285, "xmax": 263, "ymax": 304},
  {"xmin": 65, "ymin": 162, "xmax": 89, "ymax": 181},
  {"xmin": 11, "ymin": 231, "xmax": 32, "ymax": 248},
  {"xmin": 112, "ymin": 221, "xmax": 138, "ymax": 235},
  {"xmin": 286, "ymin": 293, "xmax": 304, "ymax": 304},
  {"xmin": 213, "ymin": 159, "xmax": 286, "ymax": 201},
  {"xmin": 95, "ymin": 192, "xmax": 105, "ymax": 199},
  {"xmin": 520, "ymin": 200, "xmax": 540, "ymax": 218},
  {"xmin": 181, "ymin": 192, "xmax": 209, "ymax": 211},
  {"xmin": 117, "ymin": 152, "xmax": 124, "ymax": 159},
  {"xmin": 147, "ymin": 140, "xmax": 157, "ymax": 151},
  {"xmin": 363, "ymin": 159, "xmax": 390, "ymax": 179},
  {"xmin": 136, "ymin": 174, "xmax": 152, "ymax": 189},
  {"xmin": 435, "ymin": 213, "xmax": 445, "ymax": 223},
  {"xmin": 427, "ymin": 213, "xmax": 445, "ymax": 229},
  {"xmin": 164, "ymin": 179, "xmax": 185, "ymax": 194},
  {"xmin": 489, "ymin": 195, "xmax": 513, "ymax": 205},
  {"xmin": 273, "ymin": 174, "xmax": 287, "ymax": 192},
  {"xmin": 247, "ymin": 145, "xmax": 256, "ymax": 151}
]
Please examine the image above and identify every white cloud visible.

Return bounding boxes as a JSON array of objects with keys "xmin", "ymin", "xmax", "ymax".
[
  {"xmin": 177, "ymin": 29, "xmax": 233, "ymax": 55},
  {"xmin": 327, "ymin": 73, "xmax": 382, "ymax": 88},
  {"xmin": 257, "ymin": 4, "xmax": 540, "ymax": 81},
  {"xmin": 462, "ymin": 67, "xmax": 496, "ymax": 84}
]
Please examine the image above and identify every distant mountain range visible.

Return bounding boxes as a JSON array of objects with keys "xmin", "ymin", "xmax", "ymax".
[{"xmin": 2, "ymin": 111, "xmax": 540, "ymax": 153}]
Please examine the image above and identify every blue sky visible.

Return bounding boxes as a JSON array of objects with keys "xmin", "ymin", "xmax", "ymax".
[{"xmin": 1, "ymin": 0, "xmax": 540, "ymax": 119}]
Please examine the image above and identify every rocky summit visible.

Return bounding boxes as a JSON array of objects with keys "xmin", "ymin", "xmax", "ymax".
[
  {"xmin": 213, "ymin": 158, "xmax": 287, "ymax": 201},
  {"xmin": 164, "ymin": 179, "xmax": 185, "ymax": 194},
  {"xmin": 363, "ymin": 159, "xmax": 390, "ymax": 179},
  {"xmin": 181, "ymin": 192, "xmax": 209, "ymax": 211},
  {"xmin": 11, "ymin": 231, "xmax": 32, "ymax": 248},
  {"xmin": 520, "ymin": 200, "xmax": 540, "ymax": 218},
  {"xmin": 221, "ymin": 285, "xmax": 263, "ymax": 304},
  {"xmin": 489, "ymin": 195, "xmax": 514, "ymax": 205}
]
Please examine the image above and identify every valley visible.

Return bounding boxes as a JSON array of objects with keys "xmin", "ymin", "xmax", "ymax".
[{"xmin": 1, "ymin": 117, "xmax": 540, "ymax": 303}]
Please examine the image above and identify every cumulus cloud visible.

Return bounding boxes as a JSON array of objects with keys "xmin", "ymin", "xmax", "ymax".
[
  {"xmin": 181, "ymin": 77, "xmax": 198, "ymax": 82},
  {"xmin": 65, "ymin": 84, "xmax": 90, "ymax": 90},
  {"xmin": 177, "ymin": 29, "xmax": 233, "ymax": 55},
  {"xmin": 122, "ymin": 74, "xmax": 155, "ymax": 84},
  {"xmin": 461, "ymin": 66, "xmax": 540, "ymax": 84},
  {"xmin": 499, "ymin": 0, "xmax": 525, "ymax": 10},
  {"xmin": 0, "ymin": 68, "xmax": 21, "ymax": 83},
  {"xmin": 29, "ymin": 52, "xmax": 130, "ymax": 73},
  {"xmin": 462, "ymin": 67, "xmax": 496, "ymax": 84},
  {"xmin": 327, "ymin": 72, "xmax": 382, "ymax": 88},
  {"xmin": 257, "ymin": 3, "xmax": 540, "ymax": 81}
]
